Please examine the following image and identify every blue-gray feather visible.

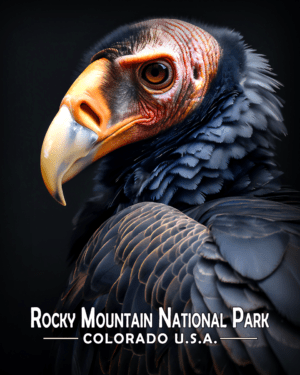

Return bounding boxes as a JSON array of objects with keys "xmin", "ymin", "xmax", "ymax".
[{"xmin": 51, "ymin": 19, "xmax": 300, "ymax": 375}]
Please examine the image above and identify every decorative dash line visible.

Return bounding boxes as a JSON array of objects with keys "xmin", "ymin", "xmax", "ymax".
[
  {"xmin": 43, "ymin": 337, "xmax": 78, "ymax": 340},
  {"xmin": 220, "ymin": 337, "xmax": 257, "ymax": 340}
]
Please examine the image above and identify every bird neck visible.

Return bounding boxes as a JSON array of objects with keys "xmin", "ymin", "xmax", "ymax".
[
  {"xmin": 90, "ymin": 92, "xmax": 283, "ymax": 213},
  {"xmin": 69, "ymin": 44, "xmax": 287, "ymax": 262}
]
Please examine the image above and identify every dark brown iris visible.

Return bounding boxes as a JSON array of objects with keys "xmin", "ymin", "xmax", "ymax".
[
  {"xmin": 140, "ymin": 60, "xmax": 173, "ymax": 90},
  {"xmin": 143, "ymin": 63, "xmax": 168, "ymax": 83}
]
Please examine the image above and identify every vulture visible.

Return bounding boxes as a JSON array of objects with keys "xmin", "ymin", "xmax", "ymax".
[{"xmin": 40, "ymin": 18, "xmax": 300, "ymax": 375}]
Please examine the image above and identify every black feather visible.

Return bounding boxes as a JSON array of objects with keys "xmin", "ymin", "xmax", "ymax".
[{"xmin": 51, "ymin": 18, "xmax": 300, "ymax": 375}]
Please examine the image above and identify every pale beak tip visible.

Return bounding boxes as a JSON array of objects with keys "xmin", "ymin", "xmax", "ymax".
[
  {"xmin": 58, "ymin": 199, "xmax": 67, "ymax": 207},
  {"xmin": 41, "ymin": 105, "xmax": 98, "ymax": 206},
  {"xmin": 54, "ymin": 191, "xmax": 67, "ymax": 207}
]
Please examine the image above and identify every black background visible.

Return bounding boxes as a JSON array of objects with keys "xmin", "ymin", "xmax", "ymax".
[{"xmin": 0, "ymin": 1, "xmax": 299, "ymax": 374}]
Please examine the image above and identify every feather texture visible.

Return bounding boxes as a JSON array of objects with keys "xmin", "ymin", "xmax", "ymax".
[
  {"xmin": 50, "ymin": 18, "xmax": 300, "ymax": 375},
  {"xmin": 54, "ymin": 201, "xmax": 300, "ymax": 374}
]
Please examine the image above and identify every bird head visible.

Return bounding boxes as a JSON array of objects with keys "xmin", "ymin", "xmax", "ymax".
[
  {"xmin": 41, "ymin": 18, "xmax": 285, "ymax": 207},
  {"xmin": 41, "ymin": 19, "xmax": 222, "ymax": 205}
]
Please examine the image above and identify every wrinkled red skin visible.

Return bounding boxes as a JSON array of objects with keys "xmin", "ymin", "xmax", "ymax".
[
  {"xmin": 61, "ymin": 19, "xmax": 222, "ymax": 162},
  {"xmin": 114, "ymin": 19, "xmax": 221, "ymax": 134}
]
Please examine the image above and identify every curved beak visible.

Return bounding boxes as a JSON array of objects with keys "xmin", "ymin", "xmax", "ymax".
[
  {"xmin": 41, "ymin": 58, "xmax": 141, "ymax": 205},
  {"xmin": 41, "ymin": 105, "xmax": 98, "ymax": 205}
]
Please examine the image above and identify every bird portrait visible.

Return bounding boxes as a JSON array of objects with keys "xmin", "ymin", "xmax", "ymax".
[{"xmin": 40, "ymin": 18, "xmax": 300, "ymax": 374}]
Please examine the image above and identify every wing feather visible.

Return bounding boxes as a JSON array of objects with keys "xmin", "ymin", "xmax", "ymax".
[{"xmin": 54, "ymin": 200, "xmax": 300, "ymax": 374}]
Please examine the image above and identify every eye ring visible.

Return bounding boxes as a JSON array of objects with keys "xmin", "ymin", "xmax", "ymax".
[{"xmin": 139, "ymin": 60, "xmax": 174, "ymax": 92}]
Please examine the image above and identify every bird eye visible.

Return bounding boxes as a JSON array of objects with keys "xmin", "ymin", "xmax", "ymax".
[{"xmin": 140, "ymin": 61, "xmax": 173, "ymax": 91}]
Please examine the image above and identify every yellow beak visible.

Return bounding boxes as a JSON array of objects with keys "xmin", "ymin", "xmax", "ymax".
[
  {"xmin": 41, "ymin": 58, "xmax": 142, "ymax": 205},
  {"xmin": 41, "ymin": 105, "xmax": 98, "ymax": 206}
]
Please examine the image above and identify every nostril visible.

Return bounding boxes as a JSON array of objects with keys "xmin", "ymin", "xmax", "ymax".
[
  {"xmin": 193, "ymin": 66, "xmax": 199, "ymax": 80},
  {"xmin": 80, "ymin": 103, "xmax": 100, "ymax": 126}
]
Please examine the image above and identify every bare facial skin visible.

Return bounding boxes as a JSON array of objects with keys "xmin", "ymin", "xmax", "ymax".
[{"xmin": 41, "ymin": 19, "xmax": 221, "ymax": 204}]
